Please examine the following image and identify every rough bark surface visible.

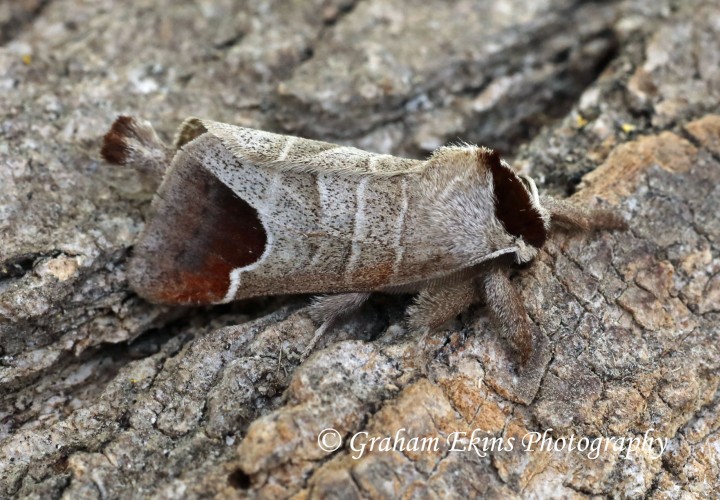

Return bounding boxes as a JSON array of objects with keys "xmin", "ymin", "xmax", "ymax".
[{"xmin": 1, "ymin": 0, "xmax": 719, "ymax": 498}]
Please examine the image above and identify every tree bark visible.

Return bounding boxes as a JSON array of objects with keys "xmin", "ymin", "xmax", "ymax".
[{"xmin": 1, "ymin": 0, "xmax": 719, "ymax": 497}]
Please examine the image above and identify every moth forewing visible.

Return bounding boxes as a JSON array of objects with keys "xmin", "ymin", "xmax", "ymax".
[{"xmin": 127, "ymin": 143, "xmax": 269, "ymax": 304}]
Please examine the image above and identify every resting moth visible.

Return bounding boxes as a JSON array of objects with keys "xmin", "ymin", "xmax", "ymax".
[{"xmin": 101, "ymin": 116, "xmax": 625, "ymax": 363}]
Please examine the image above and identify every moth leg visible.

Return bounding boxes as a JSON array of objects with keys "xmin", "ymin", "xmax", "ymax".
[
  {"xmin": 302, "ymin": 293, "xmax": 371, "ymax": 360},
  {"xmin": 481, "ymin": 268, "xmax": 532, "ymax": 364},
  {"xmin": 540, "ymin": 195, "xmax": 627, "ymax": 233},
  {"xmin": 406, "ymin": 279, "xmax": 476, "ymax": 331}
]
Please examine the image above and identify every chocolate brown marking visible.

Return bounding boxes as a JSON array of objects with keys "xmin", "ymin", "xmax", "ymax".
[
  {"xmin": 481, "ymin": 149, "xmax": 547, "ymax": 248},
  {"xmin": 135, "ymin": 161, "xmax": 267, "ymax": 304}
]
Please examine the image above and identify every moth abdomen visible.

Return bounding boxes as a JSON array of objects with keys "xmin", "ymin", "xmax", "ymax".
[
  {"xmin": 101, "ymin": 116, "xmax": 172, "ymax": 187},
  {"xmin": 101, "ymin": 116, "xmax": 135, "ymax": 165}
]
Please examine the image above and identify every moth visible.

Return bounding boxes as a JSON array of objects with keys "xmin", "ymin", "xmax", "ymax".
[{"xmin": 101, "ymin": 116, "xmax": 625, "ymax": 363}]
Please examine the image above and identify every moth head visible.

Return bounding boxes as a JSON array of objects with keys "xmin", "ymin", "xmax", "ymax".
[{"xmin": 481, "ymin": 149, "xmax": 551, "ymax": 264}]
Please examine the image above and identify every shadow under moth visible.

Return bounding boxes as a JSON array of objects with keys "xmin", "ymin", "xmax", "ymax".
[{"xmin": 101, "ymin": 116, "xmax": 626, "ymax": 364}]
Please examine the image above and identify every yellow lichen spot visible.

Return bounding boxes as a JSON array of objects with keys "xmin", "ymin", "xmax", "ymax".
[
  {"xmin": 576, "ymin": 113, "xmax": 588, "ymax": 128},
  {"xmin": 21, "ymin": 54, "xmax": 32, "ymax": 65},
  {"xmin": 621, "ymin": 122, "xmax": 637, "ymax": 133}
]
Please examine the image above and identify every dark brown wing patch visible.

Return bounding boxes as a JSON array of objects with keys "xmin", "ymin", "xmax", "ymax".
[
  {"xmin": 480, "ymin": 149, "xmax": 547, "ymax": 248},
  {"xmin": 129, "ymin": 152, "xmax": 267, "ymax": 304}
]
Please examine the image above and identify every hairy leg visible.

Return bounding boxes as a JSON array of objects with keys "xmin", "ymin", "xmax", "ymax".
[
  {"xmin": 540, "ymin": 195, "xmax": 627, "ymax": 233},
  {"xmin": 406, "ymin": 279, "xmax": 476, "ymax": 331},
  {"xmin": 481, "ymin": 268, "xmax": 532, "ymax": 364},
  {"xmin": 302, "ymin": 292, "xmax": 371, "ymax": 359}
]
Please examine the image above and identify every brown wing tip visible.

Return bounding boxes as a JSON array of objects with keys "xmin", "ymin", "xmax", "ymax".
[{"xmin": 101, "ymin": 116, "xmax": 135, "ymax": 165}]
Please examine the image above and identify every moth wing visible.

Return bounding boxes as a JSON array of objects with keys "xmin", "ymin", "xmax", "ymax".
[
  {"xmin": 183, "ymin": 118, "xmax": 425, "ymax": 177},
  {"xmin": 128, "ymin": 142, "xmax": 269, "ymax": 304},
  {"xmin": 142, "ymin": 125, "xmax": 417, "ymax": 301}
]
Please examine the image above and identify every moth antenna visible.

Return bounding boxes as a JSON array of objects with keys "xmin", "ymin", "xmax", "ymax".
[{"xmin": 101, "ymin": 116, "xmax": 172, "ymax": 187}]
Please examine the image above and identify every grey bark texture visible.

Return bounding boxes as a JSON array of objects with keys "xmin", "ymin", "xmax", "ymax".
[{"xmin": 1, "ymin": 0, "xmax": 719, "ymax": 498}]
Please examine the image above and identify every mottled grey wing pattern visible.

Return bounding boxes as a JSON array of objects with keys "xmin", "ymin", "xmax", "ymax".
[{"xmin": 182, "ymin": 125, "xmax": 430, "ymax": 300}]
